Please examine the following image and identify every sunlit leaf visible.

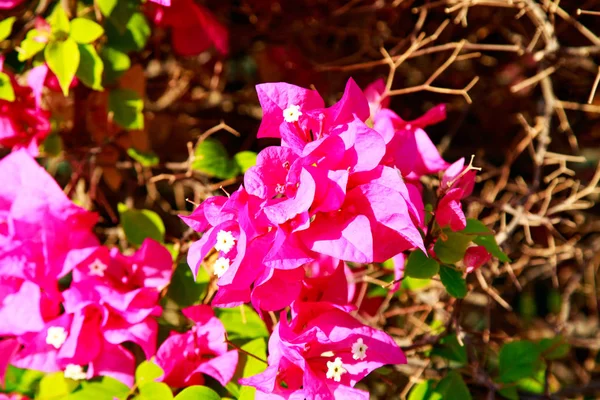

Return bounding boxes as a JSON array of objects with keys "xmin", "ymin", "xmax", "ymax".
[
  {"xmin": 0, "ymin": 71, "xmax": 15, "ymax": 102},
  {"xmin": 76, "ymin": 43, "xmax": 104, "ymax": 90},
  {"xmin": 118, "ymin": 203, "xmax": 165, "ymax": 246},
  {"xmin": 70, "ymin": 18, "xmax": 104, "ymax": 44},
  {"xmin": 109, "ymin": 88, "xmax": 144, "ymax": 129}
]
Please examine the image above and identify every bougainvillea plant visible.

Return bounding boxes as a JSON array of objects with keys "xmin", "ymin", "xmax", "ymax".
[{"xmin": 0, "ymin": 1, "xmax": 520, "ymax": 400}]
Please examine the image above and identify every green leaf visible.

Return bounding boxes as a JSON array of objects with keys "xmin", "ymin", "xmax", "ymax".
[
  {"xmin": 47, "ymin": 4, "xmax": 71, "ymax": 35},
  {"xmin": 0, "ymin": 71, "xmax": 15, "ymax": 102},
  {"xmin": 174, "ymin": 386, "xmax": 221, "ymax": 400},
  {"xmin": 234, "ymin": 151, "xmax": 257, "ymax": 173},
  {"xmin": 3, "ymin": 366, "xmax": 45, "ymax": 397},
  {"xmin": 239, "ymin": 338, "xmax": 268, "ymax": 400},
  {"xmin": 537, "ymin": 336, "xmax": 570, "ymax": 360},
  {"xmin": 67, "ymin": 377, "xmax": 129, "ymax": 400},
  {"xmin": 167, "ymin": 260, "xmax": 209, "ymax": 307},
  {"xmin": 216, "ymin": 305, "xmax": 269, "ymax": 341},
  {"xmin": 45, "ymin": 38, "xmax": 80, "ymax": 96},
  {"xmin": 408, "ymin": 379, "xmax": 441, "ymax": 400},
  {"xmin": 38, "ymin": 372, "xmax": 78, "ymax": 400},
  {"xmin": 405, "ymin": 249, "xmax": 440, "ymax": 279},
  {"xmin": 498, "ymin": 340, "xmax": 542, "ymax": 383},
  {"xmin": 497, "ymin": 386, "xmax": 519, "ymax": 400},
  {"xmin": 401, "ymin": 276, "xmax": 431, "ymax": 291},
  {"xmin": 516, "ymin": 367, "xmax": 545, "ymax": 394},
  {"xmin": 464, "ymin": 219, "xmax": 510, "ymax": 262},
  {"xmin": 439, "ymin": 265, "xmax": 467, "ymax": 298},
  {"xmin": 70, "ymin": 18, "xmax": 104, "ymax": 44},
  {"xmin": 431, "ymin": 334, "xmax": 467, "ymax": 365},
  {"xmin": 434, "ymin": 371, "xmax": 472, "ymax": 400},
  {"xmin": 100, "ymin": 46, "xmax": 130, "ymax": 84},
  {"xmin": 127, "ymin": 148, "xmax": 159, "ymax": 167},
  {"xmin": 42, "ymin": 132, "xmax": 63, "ymax": 156},
  {"xmin": 0, "ymin": 16, "xmax": 16, "ymax": 41},
  {"xmin": 139, "ymin": 382, "xmax": 173, "ymax": 400},
  {"xmin": 109, "ymin": 88, "xmax": 144, "ymax": 129},
  {"xmin": 106, "ymin": 12, "xmax": 150, "ymax": 52},
  {"xmin": 192, "ymin": 138, "xmax": 240, "ymax": 179},
  {"xmin": 136, "ymin": 360, "xmax": 164, "ymax": 386},
  {"xmin": 434, "ymin": 231, "xmax": 473, "ymax": 264},
  {"xmin": 18, "ymin": 29, "xmax": 48, "ymax": 61},
  {"xmin": 76, "ymin": 43, "xmax": 104, "ymax": 90},
  {"xmin": 118, "ymin": 203, "xmax": 165, "ymax": 246},
  {"xmin": 97, "ymin": 0, "xmax": 118, "ymax": 17}
]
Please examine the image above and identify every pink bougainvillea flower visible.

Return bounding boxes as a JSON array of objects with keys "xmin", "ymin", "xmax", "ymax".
[
  {"xmin": 300, "ymin": 256, "xmax": 354, "ymax": 306},
  {"xmin": 0, "ymin": 339, "xmax": 18, "ymax": 385},
  {"xmin": 27, "ymin": 64, "xmax": 78, "ymax": 105},
  {"xmin": 156, "ymin": 305, "xmax": 238, "ymax": 388},
  {"xmin": 0, "ymin": 64, "xmax": 51, "ymax": 156},
  {"xmin": 149, "ymin": 0, "xmax": 228, "ymax": 56},
  {"xmin": 364, "ymin": 78, "xmax": 389, "ymax": 117},
  {"xmin": 241, "ymin": 303, "xmax": 405, "ymax": 400},
  {"xmin": 256, "ymin": 79, "xmax": 370, "ymax": 152},
  {"xmin": 12, "ymin": 307, "xmax": 137, "ymax": 386},
  {"xmin": 463, "ymin": 246, "xmax": 491, "ymax": 273},
  {"xmin": 0, "ymin": 0, "xmax": 25, "ymax": 9},
  {"xmin": 435, "ymin": 187, "xmax": 466, "ymax": 232},
  {"xmin": 440, "ymin": 157, "xmax": 476, "ymax": 198}
]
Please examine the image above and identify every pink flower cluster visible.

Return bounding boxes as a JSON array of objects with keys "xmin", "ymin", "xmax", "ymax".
[
  {"xmin": 0, "ymin": 59, "xmax": 51, "ymax": 156},
  {"xmin": 181, "ymin": 78, "xmax": 484, "ymax": 399},
  {"xmin": 0, "ymin": 151, "xmax": 177, "ymax": 386}
]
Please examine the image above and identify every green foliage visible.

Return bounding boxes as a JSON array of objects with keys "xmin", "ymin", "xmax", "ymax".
[
  {"xmin": 431, "ymin": 334, "xmax": 467, "ymax": 365},
  {"xmin": 192, "ymin": 138, "xmax": 241, "ymax": 179},
  {"xmin": 76, "ymin": 44, "xmax": 104, "ymax": 90},
  {"xmin": 0, "ymin": 71, "xmax": 15, "ymax": 102},
  {"xmin": 167, "ymin": 260, "xmax": 210, "ymax": 307},
  {"xmin": 174, "ymin": 386, "xmax": 221, "ymax": 400},
  {"xmin": 47, "ymin": 5, "xmax": 71, "ymax": 36},
  {"xmin": 405, "ymin": 249, "xmax": 439, "ymax": 279},
  {"xmin": 118, "ymin": 203, "xmax": 165, "ymax": 245},
  {"xmin": 464, "ymin": 219, "xmax": 510, "ymax": 262},
  {"xmin": 435, "ymin": 371, "xmax": 472, "ymax": 400},
  {"xmin": 18, "ymin": 29, "xmax": 48, "ymax": 61},
  {"xmin": 498, "ymin": 340, "xmax": 542, "ymax": 383},
  {"xmin": 128, "ymin": 148, "xmax": 160, "ymax": 167},
  {"xmin": 37, "ymin": 372, "xmax": 78, "ymax": 400},
  {"xmin": 216, "ymin": 305, "xmax": 269, "ymax": 341},
  {"xmin": 70, "ymin": 18, "xmax": 104, "ymax": 44},
  {"xmin": 106, "ymin": 12, "xmax": 150, "ymax": 53},
  {"xmin": 67, "ymin": 376, "xmax": 130, "ymax": 400},
  {"xmin": 434, "ymin": 231, "xmax": 473, "ymax": 264},
  {"xmin": 439, "ymin": 265, "xmax": 467, "ymax": 298},
  {"xmin": 234, "ymin": 151, "xmax": 258, "ymax": 173},
  {"xmin": 408, "ymin": 372, "xmax": 472, "ymax": 400},
  {"xmin": 401, "ymin": 276, "xmax": 431, "ymax": 291},
  {"xmin": 239, "ymin": 338, "xmax": 268, "ymax": 400},
  {"xmin": 0, "ymin": 16, "xmax": 16, "ymax": 42},
  {"xmin": 136, "ymin": 360, "xmax": 165, "ymax": 386},
  {"xmin": 109, "ymin": 89, "xmax": 144, "ymax": 129},
  {"xmin": 537, "ymin": 336, "xmax": 570, "ymax": 360},
  {"xmin": 45, "ymin": 38, "xmax": 80, "ymax": 96},
  {"xmin": 3, "ymin": 366, "xmax": 45, "ymax": 397},
  {"xmin": 97, "ymin": 0, "xmax": 118, "ymax": 17},
  {"xmin": 138, "ymin": 382, "xmax": 173, "ymax": 400},
  {"xmin": 100, "ymin": 46, "xmax": 131, "ymax": 83}
]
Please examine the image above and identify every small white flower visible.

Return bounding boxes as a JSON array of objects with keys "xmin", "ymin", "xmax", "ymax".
[
  {"xmin": 215, "ymin": 230, "xmax": 236, "ymax": 254},
  {"xmin": 64, "ymin": 364, "xmax": 87, "ymax": 380},
  {"xmin": 46, "ymin": 326, "xmax": 68, "ymax": 349},
  {"xmin": 351, "ymin": 338, "xmax": 368, "ymax": 361},
  {"xmin": 326, "ymin": 357, "xmax": 347, "ymax": 382},
  {"xmin": 283, "ymin": 104, "xmax": 302, "ymax": 123},
  {"xmin": 213, "ymin": 257, "xmax": 230, "ymax": 278},
  {"xmin": 88, "ymin": 258, "xmax": 107, "ymax": 277}
]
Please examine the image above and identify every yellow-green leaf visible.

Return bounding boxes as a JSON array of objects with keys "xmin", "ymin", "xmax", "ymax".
[
  {"xmin": 76, "ymin": 43, "xmax": 103, "ymax": 90},
  {"xmin": 109, "ymin": 89, "xmax": 144, "ymax": 130},
  {"xmin": 0, "ymin": 16, "xmax": 16, "ymax": 42},
  {"xmin": 47, "ymin": 4, "xmax": 70, "ymax": 35},
  {"xmin": 45, "ymin": 37, "xmax": 80, "ymax": 96},
  {"xmin": 18, "ymin": 29, "xmax": 48, "ymax": 61},
  {"xmin": 70, "ymin": 18, "xmax": 104, "ymax": 43},
  {"xmin": 0, "ymin": 72, "xmax": 15, "ymax": 102}
]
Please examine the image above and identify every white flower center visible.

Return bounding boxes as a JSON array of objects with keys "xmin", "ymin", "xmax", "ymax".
[
  {"xmin": 326, "ymin": 357, "xmax": 347, "ymax": 382},
  {"xmin": 283, "ymin": 104, "xmax": 302, "ymax": 123},
  {"xmin": 46, "ymin": 326, "xmax": 68, "ymax": 349},
  {"xmin": 215, "ymin": 230, "xmax": 236, "ymax": 254},
  {"xmin": 64, "ymin": 364, "xmax": 87, "ymax": 380},
  {"xmin": 351, "ymin": 338, "xmax": 368, "ymax": 360},
  {"xmin": 213, "ymin": 257, "xmax": 230, "ymax": 278},
  {"xmin": 88, "ymin": 258, "xmax": 107, "ymax": 277}
]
